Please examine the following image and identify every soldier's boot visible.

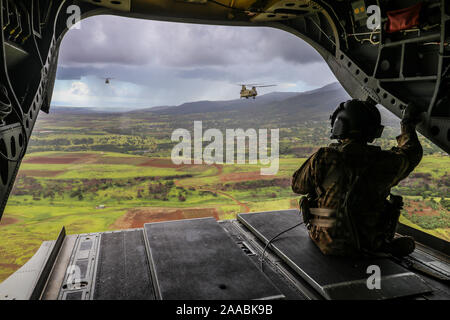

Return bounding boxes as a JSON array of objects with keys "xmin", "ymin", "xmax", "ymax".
[{"xmin": 381, "ymin": 236, "xmax": 415, "ymax": 257}]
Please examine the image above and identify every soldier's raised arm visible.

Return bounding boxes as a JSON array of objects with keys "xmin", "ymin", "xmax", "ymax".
[{"xmin": 388, "ymin": 104, "xmax": 424, "ymax": 186}]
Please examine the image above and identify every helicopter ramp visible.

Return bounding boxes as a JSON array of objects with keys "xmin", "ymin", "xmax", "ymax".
[
  {"xmin": 237, "ymin": 210, "xmax": 432, "ymax": 300},
  {"xmin": 93, "ymin": 230, "xmax": 156, "ymax": 300},
  {"xmin": 1, "ymin": 210, "xmax": 448, "ymax": 300},
  {"xmin": 143, "ymin": 217, "xmax": 284, "ymax": 300}
]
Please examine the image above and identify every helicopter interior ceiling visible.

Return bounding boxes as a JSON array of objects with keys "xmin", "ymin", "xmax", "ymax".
[{"xmin": 0, "ymin": 0, "xmax": 448, "ymax": 221}]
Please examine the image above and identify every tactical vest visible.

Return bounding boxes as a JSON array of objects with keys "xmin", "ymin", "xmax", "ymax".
[{"xmin": 300, "ymin": 143, "xmax": 404, "ymax": 256}]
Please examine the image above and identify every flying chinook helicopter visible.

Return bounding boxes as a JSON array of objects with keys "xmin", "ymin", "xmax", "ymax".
[
  {"xmin": 0, "ymin": 0, "xmax": 449, "ymax": 302},
  {"xmin": 103, "ymin": 77, "xmax": 114, "ymax": 84},
  {"xmin": 239, "ymin": 84, "xmax": 276, "ymax": 99}
]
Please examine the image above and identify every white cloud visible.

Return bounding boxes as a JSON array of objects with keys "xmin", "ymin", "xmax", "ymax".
[{"xmin": 68, "ymin": 81, "xmax": 90, "ymax": 96}]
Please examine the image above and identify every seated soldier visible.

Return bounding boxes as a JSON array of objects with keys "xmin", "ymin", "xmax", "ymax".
[{"xmin": 292, "ymin": 99, "xmax": 423, "ymax": 257}]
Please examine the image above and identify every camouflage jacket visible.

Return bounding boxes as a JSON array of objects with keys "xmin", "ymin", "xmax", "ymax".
[{"xmin": 292, "ymin": 123, "xmax": 423, "ymax": 255}]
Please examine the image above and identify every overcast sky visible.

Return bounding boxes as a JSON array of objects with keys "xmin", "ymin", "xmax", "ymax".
[{"xmin": 52, "ymin": 15, "xmax": 338, "ymax": 109}]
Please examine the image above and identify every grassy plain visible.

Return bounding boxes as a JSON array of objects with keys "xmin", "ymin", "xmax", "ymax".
[{"xmin": 0, "ymin": 109, "xmax": 448, "ymax": 282}]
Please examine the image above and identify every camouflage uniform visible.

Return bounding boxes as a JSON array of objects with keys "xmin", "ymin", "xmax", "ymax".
[{"xmin": 292, "ymin": 123, "xmax": 423, "ymax": 256}]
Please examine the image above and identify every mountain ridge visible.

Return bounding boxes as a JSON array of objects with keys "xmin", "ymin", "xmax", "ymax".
[{"xmin": 49, "ymin": 82, "xmax": 399, "ymax": 125}]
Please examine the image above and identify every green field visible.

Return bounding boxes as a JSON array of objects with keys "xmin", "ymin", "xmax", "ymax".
[
  {"xmin": 0, "ymin": 109, "xmax": 448, "ymax": 283},
  {"xmin": 0, "ymin": 151, "xmax": 305, "ymax": 281}
]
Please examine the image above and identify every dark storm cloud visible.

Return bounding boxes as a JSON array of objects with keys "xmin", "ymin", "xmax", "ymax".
[
  {"xmin": 53, "ymin": 14, "xmax": 337, "ymax": 108},
  {"xmin": 176, "ymin": 67, "xmax": 232, "ymax": 81},
  {"xmin": 57, "ymin": 66, "xmax": 94, "ymax": 80},
  {"xmin": 59, "ymin": 17, "xmax": 150, "ymax": 66},
  {"xmin": 58, "ymin": 15, "xmax": 323, "ymax": 72}
]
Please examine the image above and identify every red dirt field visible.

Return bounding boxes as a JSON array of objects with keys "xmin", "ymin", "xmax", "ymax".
[
  {"xmin": 24, "ymin": 157, "xmax": 80, "ymax": 164},
  {"xmin": 23, "ymin": 153, "xmax": 99, "ymax": 165},
  {"xmin": 0, "ymin": 263, "xmax": 20, "ymax": 270},
  {"xmin": 0, "ymin": 217, "xmax": 19, "ymax": 227},
  {"xmin": 110, "ymin": 207, "xmax": 219, "ymax": 229},
  {"xmin": 405, "ymin": 201, "xmax": 440, "ymax": 217},
  {"xmin": 19, "ymin": 170, "xmax": 65, "ymax": 177},
  {"xmin": 138, "ymin": 158, "xmax": 182, "ymax": 168},
  {"xmin": 220, "ymin": 171, "xmax": 274, "ymax": 183},
  {"xmin": 138, "ymin": 159, "xmax": 223, "ymax": 173},
  {"xmin": 93, "ymin": 157, "xmax": 147, "ymax": 165}
]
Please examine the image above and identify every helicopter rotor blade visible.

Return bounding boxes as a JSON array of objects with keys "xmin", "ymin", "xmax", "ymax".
[{"xmin": 254, "ymin": 85, "xmax": 277, "ymax": 87}]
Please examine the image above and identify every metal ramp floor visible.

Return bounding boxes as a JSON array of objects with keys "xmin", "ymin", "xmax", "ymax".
[
  {"xmin": 238, "ymin": 210, "xmax": 432, "ymax": 300},
  {"xmin": 144, "ymin": 217, "xmax": 283, "ymax": 300},
  {"xmin": 0, "ymin": 210, "xmax": 448, "ymax": 300}
]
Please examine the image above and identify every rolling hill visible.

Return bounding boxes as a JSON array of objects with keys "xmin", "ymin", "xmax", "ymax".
[{"xmin": 50, "ymin": 82, "xmax": 399, "ymax": 127}]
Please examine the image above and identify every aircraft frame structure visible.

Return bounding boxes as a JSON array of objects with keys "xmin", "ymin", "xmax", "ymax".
[
  {"xmin": 0, "ymin": 0, "xmax": 449, "ymax": 219},
  {"xmin": 0, "ymin": 0, "xmax": 448, "ymax": 301}
]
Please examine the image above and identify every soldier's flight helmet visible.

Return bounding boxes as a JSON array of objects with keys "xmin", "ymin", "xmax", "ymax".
[{"xmin": 330, "ymin": 99, "xmax": 384, "ymax": 143}]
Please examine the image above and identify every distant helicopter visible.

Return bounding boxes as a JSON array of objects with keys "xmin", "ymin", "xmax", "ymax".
[
  {"xmin": 239, "ymin": 84, "xmax": 276, "ymax": 99},
  {"xmin": 104, "ymin": 77, "xmax": 114, "ymax": 84}
]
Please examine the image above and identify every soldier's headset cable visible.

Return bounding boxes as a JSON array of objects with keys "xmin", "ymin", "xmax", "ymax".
[{"xmin": 260, "ymin": 218, "xmax": 305, "ymax": 272}]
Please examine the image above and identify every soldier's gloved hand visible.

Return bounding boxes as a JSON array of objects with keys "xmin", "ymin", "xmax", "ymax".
[{"xmin": 401, "ymin": 103, "xmax": 424, "ymax": 126}]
